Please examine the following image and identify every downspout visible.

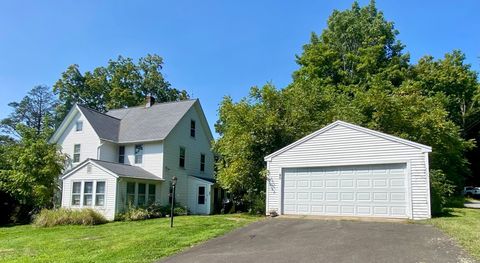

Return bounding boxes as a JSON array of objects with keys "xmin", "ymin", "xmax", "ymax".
[{"xmin": 97, "ymin": 140, "xmax": 105, "ymax": 160}]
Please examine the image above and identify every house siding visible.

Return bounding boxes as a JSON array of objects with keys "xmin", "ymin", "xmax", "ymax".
[
  {"xmin": 121, "ymin": 142, "xmax": 164, "ymax": 178},
  {"xmin": 266, "ymin": 124, "xmax": 430, "ymax": 220},
  {"xmin": 62, "ymin": 164, "xmax": 117, "ymax": 220},
  {"xmin": 57, "ymin": 111, "xmax": 101, "ymax": 170},
  {"xmin": 162, "ymin": 105, "xmax": 214, "ymax": 212}
]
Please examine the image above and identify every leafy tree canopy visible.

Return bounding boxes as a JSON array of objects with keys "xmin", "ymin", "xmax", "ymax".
[
  {"xmin": 53, "ymin": 54, "xmax": 189, "ymax": 122},
  {"xmin": 214, "ymin": 1, "xmax": 479, "ymax": 212},
  {"xmin": 0, "ymin": 85, "xmax": 57, "ymax": 138}
]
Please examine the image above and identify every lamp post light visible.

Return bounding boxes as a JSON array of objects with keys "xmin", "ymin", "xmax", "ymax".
[{"xmin": 170, "ymin": 176, "xmax": 177, "ymax": 228}]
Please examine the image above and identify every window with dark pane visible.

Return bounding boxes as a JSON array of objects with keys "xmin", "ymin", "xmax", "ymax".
[
  {"xmin": 127, "ymin": 182, "xmax": 135, "ymax": 206},
  {"xmin": 200, "ymin": 154, "xmax": 205, "ymax": 172},
  {"xmin": 190, "ymin": 120, "xmax": 196, "ymax": 138},
  {"xmin": 179, "ymin": 147, "xmax": 185, "ymax": 168},
  {"xmin": 118, "ymin": 146, "xmax": 125, "ymax": 163},
  {"xmin": 138, "ymin": 183, "xmax": 146, "ymax": 206},
  {"xmin": 148, "ymin": 184, "xmax": 156, "ymax": 204},
  {"xmin": 198, "ymin": 186, "xmax": 205, "ymax": 204}
]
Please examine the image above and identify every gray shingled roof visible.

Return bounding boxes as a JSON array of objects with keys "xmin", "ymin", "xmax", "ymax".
[
  {"xmin": 77, "ymin": 105, "xmax": 120, "ymax": 142},
  {"xmin": 91, "ymin": 159, "xmax": 163, "ymax": 181},
  {"xmin": 76, "ymin": 99, "xmax": 197, "ymax": 143},
  {"xmin": 107, "ymin": 99, "xmax": 196, "ymax": 143}
]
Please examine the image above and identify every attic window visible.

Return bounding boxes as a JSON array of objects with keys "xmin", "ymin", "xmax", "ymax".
[
  {"xmin": 190, "ymin": 120, "xmax": 196, "ymax": 138},
  {"xmin": 76, "ymin": 121, "xmax": 83, "ymax": 131}
]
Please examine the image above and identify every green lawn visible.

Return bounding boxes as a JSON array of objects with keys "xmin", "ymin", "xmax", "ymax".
[
  {"xmin": 424, "ymin": 208, "xmax": 480, "ymax": 260},
  {"xmin": 0, "ymin": 214, "xmax": 261, "ymax": 263}
]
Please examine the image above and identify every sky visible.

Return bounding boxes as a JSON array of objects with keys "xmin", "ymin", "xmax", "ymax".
[{"xmin": 0, "ymin": 1, "xmax": 479, "ymax": 136}]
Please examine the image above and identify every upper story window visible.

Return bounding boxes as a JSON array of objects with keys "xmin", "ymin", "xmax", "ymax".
[
  {"xmin": 118, "ymin": 146, "xmax": 125, "ymax": 163},
  {"xmin": 134, "ymin": 144, "xmax": 143, "ymax": 164},
  {"xmin": 190, "ymin": 120, "xmax": 196, "ymax": 138},
  {"xmin": 76, "ymin": 121, "xmax": 83, "ymax": 132},
  {"xmin": 73, "ymin": 144, "xmax": 81, "ymax": 163},
  {"xmin": 200, "ymin": 154, "xmax": 205, "ymax": 172},
  {"xmin": 179, "ymin": 147, "xmax": 186, "ymax": 168}
]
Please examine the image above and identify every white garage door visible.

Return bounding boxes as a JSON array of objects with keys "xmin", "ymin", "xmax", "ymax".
[{"xmin": 282, "ymin": 163, "xmax": 409, "ymax": 218}]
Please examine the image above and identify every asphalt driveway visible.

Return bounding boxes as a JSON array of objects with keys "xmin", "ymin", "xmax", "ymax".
[{"xmin": 161, "ymin": 218, "xmax": 476, "ymax": 263}]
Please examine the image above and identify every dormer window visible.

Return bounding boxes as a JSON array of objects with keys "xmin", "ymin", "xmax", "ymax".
[
  {"xmin": 190, "ymin": 120, "xmax": 196, "ymax": 138},
  {"xmin": 76, "ymin": 121, "xmax": 83, "ymax": 131}
]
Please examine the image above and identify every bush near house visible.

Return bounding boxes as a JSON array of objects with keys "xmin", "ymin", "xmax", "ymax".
[
  {"xmin": 33, "ymin": 208, "xmax": 107, "ymax": 227},
  {"xmin": 116, "ymin": 203, "xmax": 189, "ymax": 221}
]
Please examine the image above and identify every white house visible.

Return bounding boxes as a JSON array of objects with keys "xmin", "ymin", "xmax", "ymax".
[
  {"xmin": 50, "ymin": 98, "xmax": 216, "ymax": 220},
  {"xmin": 264, "ymin": 120, "xmax": 432, "ymax": 220}
]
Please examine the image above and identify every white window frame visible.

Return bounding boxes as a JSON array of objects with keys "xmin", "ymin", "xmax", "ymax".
[
  {"xmin": 71, "ymin": 181, "xmax": 81, "ymax": 206},
  {"xmin": 134, "ymin": 144, "xmax": 143, "ymax": 164},
  {"xmin": 73, "ymin": 144, "xmax": 81, "ymax": 163},
  {"xmin": 76, "ymin": 121, "xmax": 83, "ymax": 132},
  {"xmin": 83, "ymin": 181, "xmax": 94, "ymax": 206},
  {"xmin": 95, "ymin": 181, "xmax": 106, "ymax": 207},
  {"xmin": 71, "ymin": 180, "xmax": 107, "ymax": 208}
]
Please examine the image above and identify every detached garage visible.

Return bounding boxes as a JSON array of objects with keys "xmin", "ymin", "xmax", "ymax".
[{"xmin": 265, "ymin": 121, "xmax": 432, "ymax": 220}]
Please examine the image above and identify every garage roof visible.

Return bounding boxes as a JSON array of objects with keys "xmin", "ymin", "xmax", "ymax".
[{"xmin": 264, "ymin": 120, "xmax": 432, "ymax": 161}]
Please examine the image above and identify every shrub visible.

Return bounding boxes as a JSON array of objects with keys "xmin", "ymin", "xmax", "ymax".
[
  {"xmin": 430, "ymin": 169, "xmax": 455, "ymax": 215},
  {"xmin": 121, "ymin": 207, "xmax": 150, "ymax": 221},
  {"xmin": 117, "ymin": 203, "xmax": 189, "ymax": 221},
  {"xmin": 33, "ymin": 208, "xmax": 107, "ymax": 227}
]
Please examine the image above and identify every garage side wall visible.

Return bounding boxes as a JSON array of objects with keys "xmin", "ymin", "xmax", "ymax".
[{"xmin": 266, "ymin": 125, "xmax": 430, "ymax": 220}]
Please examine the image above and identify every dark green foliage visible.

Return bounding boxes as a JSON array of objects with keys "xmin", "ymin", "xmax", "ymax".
[
  {"xmin": 429, "ymin": 170, "xmax": 455, "ymax": 215},
  {"xmin": 53, "ymin": 54, "xmax": 189, "ymax": 122},
  {"xmin": 214, "ymin": 1, "xmax": 479, "ymax": 214},
  {"xmin": 0, "ymin": 85, "xmax": 57, "ymax": 137},
  {"xmin": 33, "ymin": 208, "xmax": 107, "ymax": 227}
]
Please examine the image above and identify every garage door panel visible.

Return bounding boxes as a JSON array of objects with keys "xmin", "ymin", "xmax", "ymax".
[{"xmin": 283, "ymin": 163, "xmax": 408, "ymax": 218}]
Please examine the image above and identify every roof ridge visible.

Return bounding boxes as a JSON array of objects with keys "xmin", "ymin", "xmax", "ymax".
[
  {"xmin": 77, "ymin": 104, "xmax": 121, "ymax": 121},
  {"xmin": 107, "ymin": 98, "xmax": 197, "ymax": 113}
]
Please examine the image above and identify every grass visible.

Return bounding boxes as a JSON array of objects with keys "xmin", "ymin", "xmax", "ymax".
[
  {"xmin": 0, "ymin": 214, "xmax": 261, "ymax": 263},
  {"xmin": 423, "ymin": 208, "xmax": 480, "ymax": 260}
]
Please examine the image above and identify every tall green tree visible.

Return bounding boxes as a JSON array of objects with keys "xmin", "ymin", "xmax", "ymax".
[
  {"xmin": 54, "ymin": 54, "xmax": 189, "ymax": 122},
  {"xmin": 0, "ymin": 85, "xmax": 57, "ymax": 138},
  {"xmin": 214, "ymin": 1, "xmax": 476, "ymax": 214},
  {"xmin": 0, "ymin": 123, "xmax": 65, "ymax": 223}
]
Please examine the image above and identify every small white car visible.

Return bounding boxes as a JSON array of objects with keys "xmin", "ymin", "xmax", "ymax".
[{"xmin": 463, "ymin": 186, "xmax": 480, "ymax": 197}]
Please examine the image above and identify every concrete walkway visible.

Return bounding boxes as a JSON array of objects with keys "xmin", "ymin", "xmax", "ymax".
[{"xmin": 160, "ymin": 218, "xmax": 476, "ymax": 263}]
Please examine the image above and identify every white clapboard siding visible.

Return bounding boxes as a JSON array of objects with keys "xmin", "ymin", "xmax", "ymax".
[
  {"xmin": 162, "ymin": 104, "xmax": 214, "ymax": 212},
  {"xmin": 266, "ymin": 123, "xmax": 431, "ymax": 220},
  {"xmin": 122, "ymin": 142, "xmax": 164, "ymax": 177},
  {"xmin": 62, "ymin": 164, "xmax": 117, "ymax": 220},
  {"xmin": 57, "ymin": 111, "xmax": 101, "ymax": 169}
]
